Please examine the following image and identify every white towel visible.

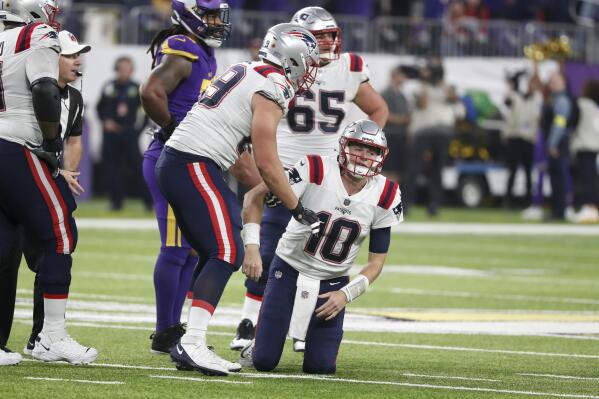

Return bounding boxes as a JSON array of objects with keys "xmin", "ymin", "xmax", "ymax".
[{"xmin": 288, "ymin": 273, "xmax": 320, "ymax": 341}]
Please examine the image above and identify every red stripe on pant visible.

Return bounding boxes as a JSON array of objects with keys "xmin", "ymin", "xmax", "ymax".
[
  {"xmin": 191, "ymin": 299, "xmax": 215, "ymax": 315},
  {"xmin": 245, "ymin": 292, "xmax": 263, "ymax": 302},
  {"xmin": 43, "ymin": 293, "xmax": 68, "ymax": 299},
  {"xmin": 24, "ymin": 150, "xmax": 72, "ymax": 253},
  {"xmin": 198, "ymin": 163, "xmax": 236, "ymax": 264}
]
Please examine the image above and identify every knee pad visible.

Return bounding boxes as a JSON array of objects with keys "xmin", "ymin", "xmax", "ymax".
[
  {"xmin": 252, "ymin": 351, "xmax": 279, "ymax": 372},
  {"xmin": 159, "ymin": 246, "xmax": 189, "ymax": 267}
]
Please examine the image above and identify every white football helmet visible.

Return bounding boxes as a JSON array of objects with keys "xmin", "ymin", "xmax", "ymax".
[
  {"xmin": 15, "ymin": 0, "xmax": 60, "ymax": 29},
  {"xmin": 338, "ymin": 119, "xmax": 389, "ymax": 178},
  {"xmin": 0, "ymin": 0, "xmax": 26, "ymax": 26},
  {"xmin": 259, "ymin": 23, "xmax": 320, "ymax": 93},
  {"xmin": 291, "ymin": 6, "xmax": 341, "ymax": 62}
]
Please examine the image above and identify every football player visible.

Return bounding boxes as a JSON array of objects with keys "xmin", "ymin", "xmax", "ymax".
[
  {"xmin": 0, "ymin": 0, "xmax": 97, "ymax": 365},
  {"xmin": 156, "ymin": 23, "xmax": 321, "ymax": 376},
  {"xmin": 238, "ymin": 119, "xmax": 402, "ymax": 374},
  {"xmin": 140, "ymin": 0, "xmax": 231, "ymax": 355},
  {"xmin": 232, "ymin": 6, "xmax": 389, "ymax": 353}
]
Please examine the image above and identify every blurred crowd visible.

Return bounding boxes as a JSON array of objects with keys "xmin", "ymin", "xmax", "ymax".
[{"xmin": 379, "ymin": 58, "xmax": 599, "ymax": 223}]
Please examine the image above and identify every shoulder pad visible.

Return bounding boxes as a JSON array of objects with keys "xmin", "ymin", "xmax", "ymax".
[
  {"xmin": 161, "ymin": 35, "xmax": 199, "ymax": 61},
  {"xmin": 306, "ymin": 154, "xmax": 324, "ymax": 185},
  {"xmin": 377, "ymin": 178, "xmax": 399, "ymax": 209},
  {"xmin": 15, "ymin": 23, "xmax": 58, "ymax": 53},
  {"xmin": 346, "ymin": 52, "xmax": 364, "ymax": 73}
]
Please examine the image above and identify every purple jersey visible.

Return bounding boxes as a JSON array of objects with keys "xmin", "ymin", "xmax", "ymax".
[{"xmin": 146, "ymin": 34, "xmax": 217, "ymax": 158}]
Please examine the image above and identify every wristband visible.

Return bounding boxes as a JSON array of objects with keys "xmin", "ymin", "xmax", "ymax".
[
  {"xmin": 242, "ymin": 223, "xmax": 260, "ymax": 247},
  {"xmin": 340, "ymin": 274, "xmax": 369, "ymax": 302}
]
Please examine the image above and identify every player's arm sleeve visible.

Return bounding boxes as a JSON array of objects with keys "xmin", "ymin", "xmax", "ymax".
[
  {"xmin": 70, "ymin": 91, "xmax": 84, "ymax": 137},
  {"xmin": 373, "ymin": 182, "xmax": 404, "ymax": 229},
  {"xmin": 254, "ymin": 73, "xmax": 295, "ymax": 116},
  {"xmin": 344, "ymin": 53, "xmax": 371, "ymax": 101},
  {"xmin": 369, "ymin": 227, "xmax": 391, "ymax": 253},
  {"xmin": 285, "ymin": 156, "xmax": 310, "ymax": 198},
  {"xmin": 25, "ymin": 47, "xmax": 59, "ymax": 84}
]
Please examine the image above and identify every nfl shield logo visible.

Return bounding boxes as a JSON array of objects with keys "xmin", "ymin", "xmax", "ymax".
[
  {"xmin": 275, "ymin": 271, "xmax": 283, "ymax": 279},
  {"xmin": 344, "ymin": 199, "xmax": 351, "ymax": 206},
  {"xmin": 301, "ymin": 291, "xmax": 309, "ymax": 299}
]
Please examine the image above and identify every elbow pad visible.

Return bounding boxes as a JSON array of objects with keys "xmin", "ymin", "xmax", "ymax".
[{"xmin": 30, "ymin": 77, "xmax": 61, "ymax": 123}]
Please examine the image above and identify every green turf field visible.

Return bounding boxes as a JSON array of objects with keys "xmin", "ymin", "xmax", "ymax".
[{"xmin": 2, "ymin": 223, "xmax": 599, "ymax": 398}]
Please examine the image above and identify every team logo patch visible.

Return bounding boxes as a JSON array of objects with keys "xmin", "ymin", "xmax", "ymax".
[
  {"xmin": 288, "ymin": 30, "xmax": 317, "ymax": 52},
  {"xmin": 301, "ymin": 291, "xmax": 309, "ymax": 299},
  {"xmin": 275, "ymin": 270, "xmax": 283, "ymax": 279},
  {"xmin": 393, "ymin": 201, "xmax": 403, "ymax": 219},
  {"xmin": 344, "ymin": 198, "xmax": 351, "ymax": 206},
  {"xmin": 287, "ymin": 168, "xmax": 302, "ymax": 185}
]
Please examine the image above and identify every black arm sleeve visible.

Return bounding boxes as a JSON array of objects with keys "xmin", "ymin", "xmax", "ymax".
[
  {"xmin": 69, "ymin": 88, "xmax": 84, "ymax": 137},
  {"xmin": 369, "ymin": 227, "xmax": 391, "ymax": 254},
  {"xmin": 30, "ymin": 77, "xmax": 61, "ymax": 140}
]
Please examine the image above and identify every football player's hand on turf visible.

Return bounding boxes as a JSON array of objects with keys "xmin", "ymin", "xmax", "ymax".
[
  {"xmin": 242, "ymin": 244, "xmax": 262, "ymax": 282},
  {"xmin": 60, "ymin": 170, "xmax": 84, "ymax": 196},
  {"xmin": 315, "ymin": 291, "xmax": 348, "ymax": 321}
]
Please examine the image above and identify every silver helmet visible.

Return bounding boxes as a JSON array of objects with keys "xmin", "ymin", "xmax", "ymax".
[
  {"xmin": 0, "ymin": 0, "xmax": 27, "ymax": 26},
  {"xmin": 14, "ymin": 0, "xmax": 60, "ymax": 29},
  {"xmin": 259, "ymin": 23, "xmax": 320, "ymax": 93},
  {"xmin": 338, "ymin": 119, "xmax": 388, "ymax": 178},
  {"xmin": 291, "ymin": 6, "xmax": 341, "ymax": 62}
]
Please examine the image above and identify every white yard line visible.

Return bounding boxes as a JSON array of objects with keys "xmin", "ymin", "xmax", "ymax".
[
  {"xmin": 149, "ymin": 375, "xmax": 252, "ymax": 384},
  {"xmin": 392, "ymin": 288, "xmax": 599, "ymax": 306},
  {"xmin": 401, "ymin": 372, "xmax": 500, "ymax": 382},
  {"xmin": 518, "ymin": 373, "xmax": 599, "ymax": 382},
  {"xmin": 24, "ymin": 377, "xmax": 124, "ymax": 385},
  {"xmin": 76, "ymin": 218, "xmax": 599, "ymax": 235},
  {"xmin": 19, "ymin": 361, "xmax": 599, "ymax": 398}
]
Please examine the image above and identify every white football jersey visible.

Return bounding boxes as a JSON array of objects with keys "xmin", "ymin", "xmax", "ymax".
[
  {"xmin": 0, "ymin": 23, "xmax": 60, "ymax": 146},
  {"xmin": 166, "ymin": 61, "xmax": 295, "ymax": 171},
  {"xmin": 276, "ymin": 155, "xmax": 403, "ymax": 280},
  {"xmin": 277, "ymin": 53, "xmax": 370, "ymax": 167}
]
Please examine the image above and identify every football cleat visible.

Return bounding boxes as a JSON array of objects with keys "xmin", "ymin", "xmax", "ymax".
[
  {"xmin": 238, "ymin": 340, "xmax": 254, "ymax": 368},
  {"xmin": 230, "ymin": 318, "xmax": 255, "ymax": 351},
  {"xmin": 293, "ymin": 339, "xmax": 305, "ymax": 352},
  {"xmin": 170, "ymin": 339, "xmax": 232, "ymax": 376},
  {"xmin": 150, "ymin": 323, "xmax": 186, "ymax": 355},
  {"xmin": 1, "ymin": 347, "xmax": 22, "ymax": 366},
  {"xmin": 32, "ymin": 331, "xmax": 97, "ymax": 364},
  {"xmin": 23, "ymin": 340, "xmax": 35, "ymax": 356}
]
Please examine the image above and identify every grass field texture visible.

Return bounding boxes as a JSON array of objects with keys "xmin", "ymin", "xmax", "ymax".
[{"xmin": 1, "ymin": 219, "xmax": 599, "ymax": 398}]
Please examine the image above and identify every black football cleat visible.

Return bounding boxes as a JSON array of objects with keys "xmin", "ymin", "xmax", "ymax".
[
  {"xmin": 150, "ymin": 323, "xmax": 186, "ymax": 354},
  {"xmin": 229, "ymin": 318, "xmax": 255, "ymax": 351}
]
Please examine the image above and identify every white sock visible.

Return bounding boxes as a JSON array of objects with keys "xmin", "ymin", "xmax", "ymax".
[
  {"xmin": 183, "ymin": 301, "xmax": 212, "ymax": 343},
  {"xmin": 241, "ymin": 294, "xmax": 262, "ymax": 326},
  {"xmin": 42, "ymin": 295, "xmax": 67, "ymax": 336}
]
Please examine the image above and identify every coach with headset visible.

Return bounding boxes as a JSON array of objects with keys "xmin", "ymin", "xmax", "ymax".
[{"xmin": 0, "ymin": 30, "xmax": 90, "ymax": 362}]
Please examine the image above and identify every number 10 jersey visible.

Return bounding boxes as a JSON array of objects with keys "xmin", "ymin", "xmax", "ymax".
[
  {"xmin": 276, "ymin": 53, "xmax": 370, "ymax": 168},
  {"xmin": 276, "ymin": 155, "xmax": 403, "ymax": 280}
]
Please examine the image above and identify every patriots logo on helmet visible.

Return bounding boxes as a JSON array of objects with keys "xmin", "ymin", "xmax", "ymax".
[{"xmin": 288, "ymin": 30, "xmax": 317, "ymax": 52}]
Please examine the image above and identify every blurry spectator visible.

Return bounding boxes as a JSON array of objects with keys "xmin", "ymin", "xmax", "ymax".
[
  {"xmin": 381, "ymin": 67, "xmax": 411, "ymax": 185},
  {"xmin": 497, "ymin": 0, "xmax": 534, "ymax": 21},
  {"xmin": 569, "ymin": 80, "xmax": 599, "ymax": 222},
  {"xmin": 96, "ymin": 56, "xmax": 150, "ymax": 211},
  {"xmin": 406, "ymin": 60, "xmax": 455, "ymax": 216},
  {"xmin": 545, "ymin": 71, "xmax": 573, "ymax": 220},
  {"xmin": 502, "ymin": 70, "xmax": 543, "ymax": 207},
  {"xmin": 247, "ymin": 37, "xmax": 262, "ymax": 61}
]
